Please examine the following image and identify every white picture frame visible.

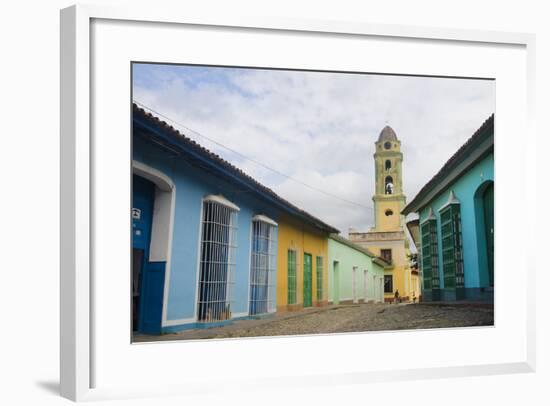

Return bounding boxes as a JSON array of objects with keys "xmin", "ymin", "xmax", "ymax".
[{"xmin": 60, "ymin": 4, "xmax": 536, "ymax": 402}]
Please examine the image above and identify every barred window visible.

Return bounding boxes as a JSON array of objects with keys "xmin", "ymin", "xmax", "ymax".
[
  {"xmin": 249, "ymin": 216, "xmax": 277, "ymax": 315},
  {"xmin": 440, "ymin": 202, "xmax": 464, "ymax": 290},
  {"xmin": 421, "ymin": 216, "xmax": 440, "ymax": 290},
  {"xmin": 197, "ymin": 197, "xmax": 238, "ymax": 322}
]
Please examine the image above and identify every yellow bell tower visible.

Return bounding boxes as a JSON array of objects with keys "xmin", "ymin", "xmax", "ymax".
[
  {"xmin": 349, "ymin": 125, "xmax": 421, "ymax": 302},
  {"xmin": 372, "ymin": 126, "xmax": 406, "ymax": 233}
]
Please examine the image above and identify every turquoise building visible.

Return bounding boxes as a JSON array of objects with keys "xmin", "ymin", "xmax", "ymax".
[
  {"xmin": 403, "ymin": 115, "xmax": 494, "ymax": 302},
  {"xmin": 328, "ymin": 234, "xmax": 387, "ymax": 305}
]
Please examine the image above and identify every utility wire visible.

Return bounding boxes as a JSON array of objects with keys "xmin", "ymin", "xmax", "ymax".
[{"xmin": 134, "ymin": 100, "xmax": 374, "ymax": 211}]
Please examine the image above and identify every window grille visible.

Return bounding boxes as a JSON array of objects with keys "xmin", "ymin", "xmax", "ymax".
[
  {"xmin": 197, "ymin": 198, "xmax": 238, "ymax": 322},
  {"xmin": 421, "ymin": 219, "xmax": 440, "ymax": 290},
  {"xmin": 316, "ymin": 256, "xmax": 323, "ymax": 302},
  {"xmin": 249, "ymin": 217, "xmax": 277, "ymax": 315},
  {"xmin": 440, "ymin": 204, "xmax": 464, "ymax": 289},
  {"xmin": 287, "ymin": 249, "xmax": 297, "ymax": 305}
]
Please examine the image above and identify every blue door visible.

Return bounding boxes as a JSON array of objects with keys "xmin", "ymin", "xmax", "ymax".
[{"xmin": 132, "ymin": 175, "xmax": 165, "ymax": 334}]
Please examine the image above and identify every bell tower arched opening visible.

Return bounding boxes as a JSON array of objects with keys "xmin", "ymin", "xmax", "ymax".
[{"xmin": 385, "ymin": 176, "xmax": 394, "ymax": 195}]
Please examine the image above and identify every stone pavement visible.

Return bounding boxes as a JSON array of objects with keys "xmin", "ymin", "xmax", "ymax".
[{"xmin": 133, "ymin": 302, "xmax": 494, "ymax": 343}]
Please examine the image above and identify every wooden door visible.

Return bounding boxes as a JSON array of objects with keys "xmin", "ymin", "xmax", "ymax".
[{"xmin": 303, "ymin": 253, "xmax": 312, "ymax": 307}]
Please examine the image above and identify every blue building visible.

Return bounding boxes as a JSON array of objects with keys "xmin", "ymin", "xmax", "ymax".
[
  {"xmin": 403, "ymin": 115, "xmax": 494, "ymax": 302},
  {"xmin": 131, "ymin": 104, "xmax": 338, "ymax": 334}
]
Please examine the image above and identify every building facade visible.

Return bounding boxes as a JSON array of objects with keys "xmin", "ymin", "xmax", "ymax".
[
  {"xmin": 132, "ymin": 104, "xmax": 338, "ymax": 334},
  {"xmin": 276, "ymin": 214, "xmax": 331, "ymax": 312},
  {"xmin": 349, "ymin": 126, "xmax": 420, "ymax": 302},
  {"xmin": 403, "ymin": 115, "xmax": 494, "ymax": 302},
  {"xmin": 328, "ymin": 235, "xmax": 386, "ymax": 305}
]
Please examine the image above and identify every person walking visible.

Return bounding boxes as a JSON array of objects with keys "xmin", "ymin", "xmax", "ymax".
[{"xmin": 394, "ymin": 289, "xmax": 400, "ymax": 304}]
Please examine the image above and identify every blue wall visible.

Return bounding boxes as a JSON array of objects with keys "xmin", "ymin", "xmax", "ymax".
[
  {"xmin": 419, "ymin": 153, "xmax": 494, "ymax": 299},
  {"xmin": 134, "ymin": 137, "xmax": 280, "ymax": 328}
]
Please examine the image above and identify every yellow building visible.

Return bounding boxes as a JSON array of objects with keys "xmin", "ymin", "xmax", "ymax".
[
  {"xmin": 349, "ymin": 125, "xmax": 420, "ymax": 302},
  {"xmin": 276, "ymin": 213, "xmax": 335, "ymax": 312}
]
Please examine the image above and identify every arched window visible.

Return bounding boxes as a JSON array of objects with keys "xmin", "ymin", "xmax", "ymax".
[
  {"xmin": 385, "ymin": 176, "xmax": 394, "ymax": 195},
  {"xmin": 385, "ymin": 160, "xmax": 391, "ymax": 170}
]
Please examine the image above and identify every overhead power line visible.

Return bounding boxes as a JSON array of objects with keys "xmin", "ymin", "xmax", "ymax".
[{"xmin": 133, "ymin": 100, "xmax": 374, "ymax": 211}]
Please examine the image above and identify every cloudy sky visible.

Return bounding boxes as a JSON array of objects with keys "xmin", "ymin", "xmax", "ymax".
[{"xmin": 133, "ymin": 63, "xmax": 495, "ymax": 236}]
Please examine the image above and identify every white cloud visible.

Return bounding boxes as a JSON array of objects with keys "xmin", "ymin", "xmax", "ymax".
[{"xmin": 133, "ymin": 65, "xmax": 495, "ymax": 235}]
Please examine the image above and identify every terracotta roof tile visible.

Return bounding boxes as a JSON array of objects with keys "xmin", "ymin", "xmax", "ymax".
[{"xmin": 133, "ymin": 103, "xmax": 339, "ymax": 234}]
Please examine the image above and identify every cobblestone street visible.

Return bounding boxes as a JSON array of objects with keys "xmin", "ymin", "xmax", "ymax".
[{"xmin": 134, "ymin": 302, "xmax": 494, "ymax": 342}]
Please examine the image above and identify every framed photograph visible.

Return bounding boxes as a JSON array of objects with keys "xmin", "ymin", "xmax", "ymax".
[{"xmin": 60, "ymin": 4, "xmax": 536, "ymax": 402}]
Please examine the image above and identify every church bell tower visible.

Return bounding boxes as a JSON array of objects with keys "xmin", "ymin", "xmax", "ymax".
[
  {"xmin": 372, "ymin": 126, "xmax": 406, "ymax": 232},
  {"xmin": 349, "ymin": 123, "xmax": 418, "ymax": 302}
]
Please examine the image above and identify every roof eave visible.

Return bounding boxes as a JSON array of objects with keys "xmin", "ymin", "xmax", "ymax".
[
  {"xmin": 329, "ymin": 233, "xmax": 378, "ymax": 258},
  {"xmin": 374, "ymin": 257, "xmax": 389, "ymax": 267},
  {"xmin": 402, "ymin": 115, "xmax": 494, "ymax": 215},
  {"xmin": 133, "ymin": 107, "xmax": 339, "ymax": 234}
]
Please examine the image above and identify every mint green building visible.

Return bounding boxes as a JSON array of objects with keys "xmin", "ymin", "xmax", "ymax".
[{"xmin": 328, "ymin": 234, "xmax": 387, "ymax": 305}]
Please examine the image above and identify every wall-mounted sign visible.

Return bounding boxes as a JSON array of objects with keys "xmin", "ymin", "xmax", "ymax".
[{"xmin": 132, "ymin": 208, "xmax": 141, "ymax": 220}]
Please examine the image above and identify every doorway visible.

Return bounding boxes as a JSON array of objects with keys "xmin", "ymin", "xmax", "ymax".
[
  {"xmin": 364, "ymin": 269, "xmax": 368, "ymax": 302},
  {"xmin": 475, "ymin": 180, "xmax": 494, "ymax": 289},
  {"xmin": 352, "ymin": 266, "xmax": 358, "ymax": 303},
  {"xmin": 483, "ymin": 183, "xmax": 494, "ymax": 287},
  {"xmin": 131, "ymin": 163, "xmax": 174, "ymax": 335},
  {"xmin": 132, "ymin": 175, "xmax": 155, "ymax": 333},
  {"xmin": 303, "ymin": 253, "xmax": 313, "ymax": 307},
  {"xmin": 333, "ymin": 261, "xmax": 340, "ymax": 305}
]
